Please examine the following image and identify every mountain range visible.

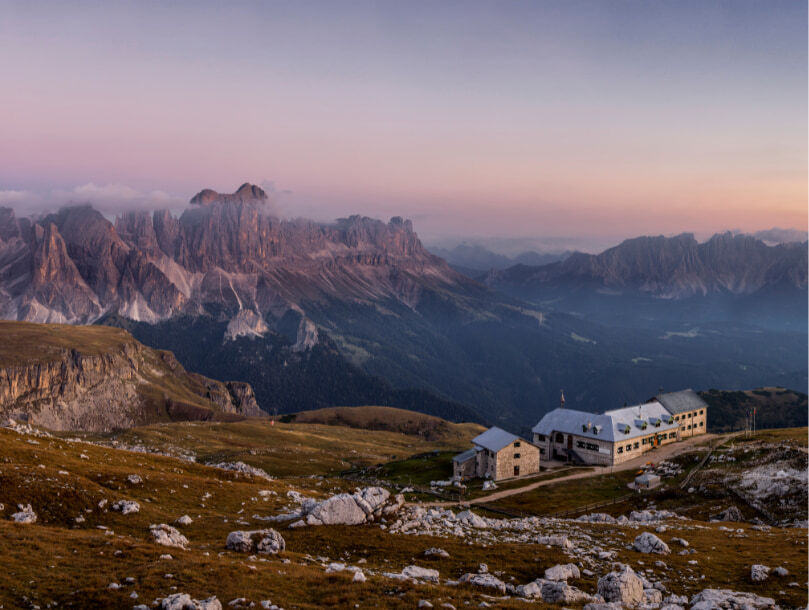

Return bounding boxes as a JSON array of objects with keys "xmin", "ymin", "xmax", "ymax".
[{"xmin": 0, "ymin": 184, "xmax": 805, "ymax": 431}]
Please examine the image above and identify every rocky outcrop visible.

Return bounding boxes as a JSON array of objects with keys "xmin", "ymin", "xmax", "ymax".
[
  {"xmin": 689, "ymin": 588, "xmax": 776, "ymax": 609},
  {"xmin": 0, "ymin": 321, "xmax": 264, "ymax": 431},
  {"xmin": 288, "ymin": 487, "xmax": 405, "ymax": 527}
]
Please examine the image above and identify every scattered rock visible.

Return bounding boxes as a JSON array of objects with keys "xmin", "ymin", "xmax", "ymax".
[
  {"xmin": 482, "ymin": 480, "xmax": 497, "ymax": 491},
  {"xmin": 352, "ymin": 570, "xmax": 366, "ymax": 583},
  {"xmin": 541, "ymin": 580, "xmax": 592, "ymax": 604},
  {"xmin": 633, "ymin": 532, "xmax": 671, "ymax": 554},
  {"xmin": 127, "ymin": 474, "xmax": 143, "ymax": 485},
  {"xmin": 176, "ymin": 515, "xmax": 193, "ymax": 526},
  {"xmin": 773, "ymin": 566, "xmax": 789, "ymax": 577},
  {"xmin": 290, "ymin": 487, "xmax": 404, "ymax": 527},
  {"xmin": 226, "ymin": 529, "xmax": 285, "ymax": 554},
  {"xmin": 537, "ymin": 534, "xmax": 573, "ymax": 549},
  {"xmin": 424, "ymin": 547, "xmax": 450, "ymax": 558},
  {"xmin": 150, "ymin": 524, "xmax": 189, "ymax": 549},
  {"xmin": 670, "ymin": 537, "xmax": 689, "ymax": 547}
]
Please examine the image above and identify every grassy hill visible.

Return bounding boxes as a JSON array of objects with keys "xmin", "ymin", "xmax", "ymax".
[
  {"xmin": 78, "ymin": 407, "xmax": 483, "ymax": 477},
  {"xmin": 700, "ymin": 387, "xmax": 808, "ymax": 432},
  {"xmin": 285, "ymin": 405, "xmax": 485, "ymax": 442}
]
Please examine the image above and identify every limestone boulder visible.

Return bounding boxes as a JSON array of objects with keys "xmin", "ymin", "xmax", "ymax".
[
  {"xmin": 544, "ymin": 563, "xmax": 581, "ymax": 581},
  {"xmin": 150, "ymin": 524, "xmax": 189, "ymax": 549},
  {"xmin": 633, "ymin": 532, "xmax": 671, "ymax": 554},
  {"xmin": 690, "ymin": 588, "xmax": 776, "ymax": 609},
  {"xmin": 597, "ymin": 565, "xmax": 644, "ymax": 607},
  {"xmin": 459, "ymin": 572, "xmax": 507, "ymax": 594},
  {"xmin": 226, "ymin": 529, "xmax": 285, "ymax": 554}
]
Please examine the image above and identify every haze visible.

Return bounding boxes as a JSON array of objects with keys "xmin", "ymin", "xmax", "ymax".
[{"xmin": 1, "ymin": 0, "xmax": 806, "ymax": 241}]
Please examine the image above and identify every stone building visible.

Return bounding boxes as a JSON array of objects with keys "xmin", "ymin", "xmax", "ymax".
[
  {"xmin": 531, "ymin": 389, "xmax": 708, "ymax": 467},
  {"xmin": 453, "ymin": 426, "xmax": 540, "ymax": 481}
]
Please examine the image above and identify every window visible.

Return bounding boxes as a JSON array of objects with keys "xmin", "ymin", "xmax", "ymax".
[
  {"xmin": 642, "ymin": 438, "xmax": 646, "ymax": 445},
  {"xmin": 514, "ymin": 441, "xmax": 521, "ymax": 448},
  {"xmin": 688, "ymin": 412, "xmax": 693, "ymax": 418},
  {"xmin": 699, "ymin": 422, "xmax": 704, "ymax": 427},
  {"xmin": 687, "ymin": 425, "xmax": 691, "ymax": 429},
  {"xmin": 633, "ymin": 442, "xmax": 639, "ymax": 449},
  {"xmin": 699, "ymin": 410, "xmax": 704, "ymax": 415},
  {"xmin": 513, "ymin": 465, "xmax": 520, "ymax": 476},
  {"xmin": 555, "ymin": 433, "xmax": 564, "ymax": 443},
  {"xmin": 576, "ymin": 441, "xmax": 586, "ymax": 449},
  {"xmin": 669, "ymin": 432, "xmax": 676, "ymax": 439},
  {"xmin": 539, "ymin": 448, "xmax": 545, "ymax": 455},
  {"xmin": 536, "ymin": 434, "xmax": 546, "ymax": 442},
  {"xmin": 675, "ymin": 416, "xmax": 679, "ymax": 421},
  {"xmin": 585, "ymin": 442, "xmax": 598, "ymax": 451},
  {"xmin": 617, "ymin": 446, "xmax": 623, "ymax": 454},
  {"xmin": 626, "ymin": 444, "xmax": 631, "ymax": 451},
  {"xmin": 514, "ymin": 453, "xmax": 521, "ymax": 459}
]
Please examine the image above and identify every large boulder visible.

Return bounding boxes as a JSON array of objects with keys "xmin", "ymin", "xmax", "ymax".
[
  {"xmin": 597, "ymin": 565, "xmax": 644, "ymax": 607},
  {"xmin": 226, "ymin": 529, "xmax": 285, "ymax": 554},
  {"xmin": 160, "ymin": 594, "xmax": 222, "ymax": 610},
  {"xmin": 456, "ymin": 510, "xmax": 488, "ymax": 529},
  {"xmin": 633, "ymin": 532, "xmax": 671, "ymax": 554},
  {"xmin": 150, "ymin": 524, "xmax": 189, "ymax": 549},
  {"xmin": 401, "ymin": 565, "xmax": 439, "ymax": 583},
  {"xmin": 690, "ymin": 589, "xmax": 776, "ymax": 609},
  {"xmin": 544, "ymin": 563, "xmax": 581, "ymax": 581},
  {"xmin": 537, "ymin": 534, "xmax": 573, "ymax": 549}
]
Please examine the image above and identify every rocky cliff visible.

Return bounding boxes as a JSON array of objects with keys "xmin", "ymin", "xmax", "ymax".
[
  {"xmin": 0, "ymin": 183, "xmax": 476, "ymax": 341},
  {"xmin": 0, "ymin": 321, "xmax": 263, "ymax": 431}
]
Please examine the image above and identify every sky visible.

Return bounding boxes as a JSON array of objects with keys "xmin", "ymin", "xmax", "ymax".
[{"xmin": 0, "ymin": 0, "xmax": 806, "ymax": 245}]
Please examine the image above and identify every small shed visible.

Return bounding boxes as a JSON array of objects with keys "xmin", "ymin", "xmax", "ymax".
[
  {"xmin": 452, "ymin": 448, "xmax": 477, "ymax": 480},
  {"xmin": 634, "ymin": 472, "xmax": 661, "ymax": 489}
]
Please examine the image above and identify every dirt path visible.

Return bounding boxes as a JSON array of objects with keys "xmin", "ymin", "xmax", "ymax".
[{"xmin": 416, "ymin": 433, "xmax": 718, "ymax": 508}]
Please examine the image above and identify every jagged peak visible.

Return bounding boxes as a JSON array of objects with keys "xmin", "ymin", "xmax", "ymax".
[{"xmin": 189, "ymin": 183, "xmax": 268, "ymax": 206}]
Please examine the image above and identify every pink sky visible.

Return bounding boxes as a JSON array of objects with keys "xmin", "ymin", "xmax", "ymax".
[{"xmin": 0, "ymin": 2, "xmax": 805, "ymax": 241}]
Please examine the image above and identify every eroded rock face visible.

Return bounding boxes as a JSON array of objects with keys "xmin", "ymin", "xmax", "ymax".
[
  {"xmin": 711, "ymin": 506, "xmax": 744, "ymax": 522},
  {"xmin": 597, "ymin": 565, "xmax": 644, "ymax": 607},
  {"xmin": 225, "ymin": 529, "xmax": 285, "ymax": 554},
  {"xmin": 150, "ymin": 524, "xmax": 189, "ymax": 549},
  {"xmin": 633, "ymin": 532, "xmax": 671, "ymax": 554},
  {"xmin": 540, "ymin": 580, "xmax": 592, "ymax": 604}
]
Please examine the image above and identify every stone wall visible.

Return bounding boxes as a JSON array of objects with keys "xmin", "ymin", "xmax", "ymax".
[
  {"xmin": 674, "ymin": 408, "xmax": 707, "ymax": 438},
  {"xmin": 493, "ymin": 439, "xmax": 540, "ymax": 480}
]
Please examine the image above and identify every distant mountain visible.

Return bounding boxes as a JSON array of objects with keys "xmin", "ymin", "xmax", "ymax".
[
  {"xmin": 487, "ymin": 232, "xmax": 806, "ymax": 299},
  {"xmin": 700, "ymin": 387, "xmax": 808, "ymax": 432},
  {"xmin": 1, "ymin": 189, "xmax": 805, "ymax": 428},
  {"xmin": 428, "ymin": 242, "xmax": 569, "ymax": 275},
  {"xmin": 0, "ymin": 320, "xmax": 262, "ymax": 432}
]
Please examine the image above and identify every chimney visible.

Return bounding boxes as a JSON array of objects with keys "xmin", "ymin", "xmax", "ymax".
[{"xmin": 560, "ymin": 389, "xmax": 565, "ymax": 409}]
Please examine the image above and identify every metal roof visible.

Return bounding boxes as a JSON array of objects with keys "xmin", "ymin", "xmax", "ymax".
[
  {"xmin": 533, "ymin": 400, "xmax": 679, "ymax": 443},
  {"xmin": 452, "ymin": 448, "xmax": 477, "ymax": 463},
  {"xmin": 635, "ymin": 473, "xmax": 661, "ymax": 484},
  {"xmin": 472, "ymin": 426, "xmax": 521, "ymax": 453},
  {"xmin": 656, "ymin": 389, "xmax": 708, "ymax": 415}
]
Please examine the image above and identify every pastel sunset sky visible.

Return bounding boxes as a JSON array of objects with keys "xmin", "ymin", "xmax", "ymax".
[{"xmin": 1, "ymin": 0, "xmax": 806, "ymax": 243}]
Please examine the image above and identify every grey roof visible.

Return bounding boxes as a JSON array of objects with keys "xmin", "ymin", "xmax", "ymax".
[
  {"xmin": 472, "ymin": 426, "xmax": 520, "ymax": 453},
  {"xmin": 452, "ymin": 448, "xmax": 477, "ymax": 463},
  {"xmin": 533, "ymin": 401, "xmax": 679, "ymax": 443},
  {"xmin": 635, "ymin": 473, "xmax": 661, "ymax": 484},
  {"xmin": 656, "ymin": 389, "xmax": 708, "ymax": 415}
]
